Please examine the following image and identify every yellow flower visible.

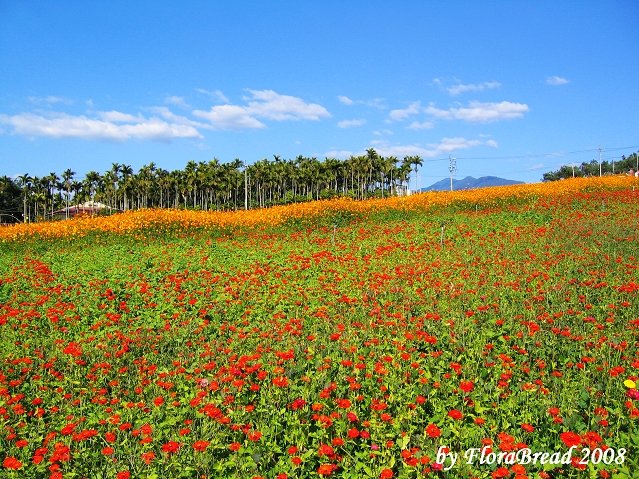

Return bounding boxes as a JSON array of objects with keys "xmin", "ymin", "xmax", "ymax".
[{"xmin": 624, "ymin": 379, "xmax": 637, "ymax": 389}]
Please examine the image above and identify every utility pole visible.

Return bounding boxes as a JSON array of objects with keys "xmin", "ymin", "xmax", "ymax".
[
  {"xmin": 244, "ymin": 168, "xmax": 248, "ymax": 210},
  {"xmin": 598, "ymin": 146, "xmax": 603, "ymax": 176},
  {"xmin": 449, "ymin": 156, "xmax": 457, "ymax": 191}
]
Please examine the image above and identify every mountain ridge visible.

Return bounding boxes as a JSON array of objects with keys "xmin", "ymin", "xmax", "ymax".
[{"xmin": 421, "ymin": 175, "xmax": 524, "ymax": 192}]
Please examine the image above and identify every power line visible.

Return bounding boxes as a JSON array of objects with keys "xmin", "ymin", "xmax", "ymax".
[{"xmin": 453, "ymin": 144, "xmax": 639, "ymax": 162}]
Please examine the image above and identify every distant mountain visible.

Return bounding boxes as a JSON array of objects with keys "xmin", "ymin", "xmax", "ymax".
[{"xmin": 421, "ymin": 176, "xmax": 524, "ymax": 192}]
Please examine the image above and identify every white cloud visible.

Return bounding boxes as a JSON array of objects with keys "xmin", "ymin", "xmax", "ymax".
[
  {"xmin": 2, "ymin": 89, "xmax": 331, "ymax": 139},
  {"xmin": 389, "ymin": 101, "xmax": 422, "ymax": 121},
  {"xmin": 194, "ymin": 89, "xmax": 330, "ymax": 128},
  {"xmin": 446, "ymin": 80, "xmax": 501, "ymax": 96},
  {"xmin": 425, "ymin": 101, "xmax": 528, "ymax": 122},
  {"xmin": 193, "ymin": 104, "xmax": 265, "ymax": 130},
  {"xmin": 338, "ymin": 95, "xmax": 354, "ymax": 105},
  {"xmin": 98, "ymin": 110, "xmax": 144, "ymax": 123},
  {"xmin": 0, "ymin": 111, "xmax": 202, "ymax": 141},
  {"xmin": 337, "ymin": 118, "xmax": 366, "ymax": 128},
  {"xmin": 546, "ymin": 76, "xmax": 569, "ymax": 86},
  {"xmin": 408, "ymin": 120, "xmax": 434, "ymax": 130},
  {"xmin": 244, "ymin": 89, "xmax": 330, "ymax": 121}
]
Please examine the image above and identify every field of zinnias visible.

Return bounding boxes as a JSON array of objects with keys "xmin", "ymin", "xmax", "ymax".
[{"xmin": 1, "ymin": 177, "xmax": 638, "ymax": 479}]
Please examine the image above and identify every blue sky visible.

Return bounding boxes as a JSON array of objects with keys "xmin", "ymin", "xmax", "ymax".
[{"xmin": 1, "ymin": 1, "xmax": 638, "ymax": 188}]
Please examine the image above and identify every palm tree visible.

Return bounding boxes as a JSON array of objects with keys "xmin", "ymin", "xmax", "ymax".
[
  {"xmin": 16, "ymin": 173, "xmax": 32, "ymax": 223},
  {"xmin": 44, "ymin": 172, "xmax": 60, "ymax": 219},
  {"xmin": 404, "ymin": 155, "xmax": 423, "ymax": 194},
  {"xmin": 61, "ymin": 168, "xmax": 75, "ymax": 219},
  {"xmin": 119, "ymin": 164, "xmax": 134, "ymax": 211}
]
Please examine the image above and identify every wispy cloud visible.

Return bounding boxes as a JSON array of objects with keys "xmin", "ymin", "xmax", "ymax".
[
  {"xmin": 425, "ymin": 101, "xmax": 528, "ymax": 122},
  {"xmin": 324, "ymin": 149, "xmax": 356, "ymax": 159},
  {"xmin": 337, "ymin": 118, "xmax": 366, "ymax": 128},
  {"xmin": 447, "ymin": 81, "xmax": 501, "ymax": 96},
  {"xmin": 164, "ymin": 95, "xmax": 191, "ymax": 109},
  {"xmin": 27, "ymin": 95, "xmax": 73, "ymax": 106},
  {"xmin": 407, "ymin": 121, "xmax": 434, "ymax": 130},
  {"xmin": 433, "ymin": 78, "xmax": 501, "ymax": 96},
  {"xmin": 337, "ymin": 95, "xmax": 386, "ymax": 109},
  {"xmin": 196, "ymin": 88, "xmax": 230, "ymax": 103},
  {"xmin": 546, "ymin": 76, "xmax": 569, "ymax": 86},
  {"xmin": 369, "ymin": 136, "xmax": 498, "ymax": 159}
]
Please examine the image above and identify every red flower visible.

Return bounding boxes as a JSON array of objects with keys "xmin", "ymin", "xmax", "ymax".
[
  {"xmin": 193, "ymin": 440, "xmax": 209, "ymax": 452},
  {"xmin": 380, "ymin": 468, "xmax": 394, "ymax": 479},
  {"xmin": 102, "ymin": 446, "xmax": 115, "ymax": 455},
  {"xmin": 459, "ymin": 380, "xmax": 474, "ymax": 393},
  {"xmin": 3, "ymin": 456, "xmax": 23, "ymax": 470},
  {"xmin": 161, "ymin": 441, "xmax": 181, "ymax": 454},
  {"xmin": 347, "ymin": 428, "xmax": 360, "ymax": 439},
  {"xmin": 492, "ymin": 467, "xmax": 510, "ymax": 478},
  {"xmin": 318, "ymin": 443, "xmax": 335, "ymax": 457},
  {"xmin": 229, "ymin": 442, "xmax": 241, "ymax": 452},
  {"xmin": 248, "ymin": 430, "xmax": 262, "ymax": 442},
  {"xmin": 521, "ymin": 423, "xmax": 534, "ymax": 433},
  {"xmin": 116, "ymin": 472, "xmax": 131, "ymax": 479},
  {"xmin": 317, "ymin": 463, "xmax": 337, "ymax": 476},
  {"xmin": 447, "ymin": 409, "xmax": 463, "ymax": 420},
  {"xmin": 141, "ymin": 451, "xmax": 155, "ymax": 464},
  {"xmin": 426, "ymin": 423, "xmax": 441, "ymax": 438},
  {"xmin": 560, "ymin": 431, "xmax": 581, "ymax": 448},
  {"xmin": 272, "ymin": 376, "xmax": 289, "ymax": 388}
]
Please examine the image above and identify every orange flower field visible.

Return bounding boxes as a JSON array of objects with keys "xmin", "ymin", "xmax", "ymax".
[
  {"xmin": 1, "ymin": 176, "xmax": 638, "ymax": 479},
  {"xmin": 1, "ymin": 176, "xmax": 635, "ymax": 242}
]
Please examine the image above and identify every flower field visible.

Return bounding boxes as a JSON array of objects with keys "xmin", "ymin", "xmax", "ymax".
[{"xmin": 1, "ymin": 176, "xmax": 638, "ymax": 478}]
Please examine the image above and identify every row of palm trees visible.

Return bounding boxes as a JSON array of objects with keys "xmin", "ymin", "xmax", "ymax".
[{"xmin": 11, "ymin": 150, "xmax": 424, "ymax": 222}]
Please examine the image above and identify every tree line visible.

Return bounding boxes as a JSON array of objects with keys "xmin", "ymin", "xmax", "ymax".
[
  {"xmin": 0, "ymin": 149, "xmax": 424, "ymax": 223},
  {"xmin": 542, "ymin": 153, "xmax": 639, "ymax": 181}
]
